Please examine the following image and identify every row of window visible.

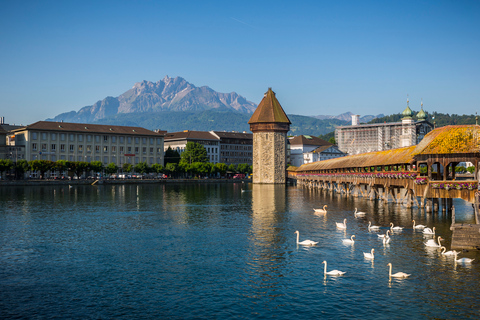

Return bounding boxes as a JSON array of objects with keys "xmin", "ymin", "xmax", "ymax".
[
  {"xmin": 31, "ymin": 132, "xmax": 161, "ymax": 145},
  {"xmin": 220, "ymin": 145, "xmax": 252, "ymax": 150},
  {"xmin": 33, "ymin": 154, "xmax": 162, "ymax": 165},
  {"xmin": 32, "ymin": 143, "xmax": 161, "ymax": 154},
  {"xmin": 220, "ymin": 151, "xmax": 252, "ymax": 157}
]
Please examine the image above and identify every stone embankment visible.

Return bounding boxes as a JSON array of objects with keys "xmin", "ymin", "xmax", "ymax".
[{"xmin": 0, "ymin": 178, "xmax": 250, "ymax": 187}]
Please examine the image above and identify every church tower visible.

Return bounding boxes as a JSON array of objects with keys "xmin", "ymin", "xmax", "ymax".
[
  {"xmin": 248, "ymin": 88, "xmax": 291, "ymax": 184},
  {"xmin": 400, "ymin": 98, "xmax": 416, "ymax": 147}
]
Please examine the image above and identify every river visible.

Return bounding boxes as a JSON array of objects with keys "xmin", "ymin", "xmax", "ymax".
[{"xmin": 1, "ymin": 183, "xmax": 479, "ymax": 319}]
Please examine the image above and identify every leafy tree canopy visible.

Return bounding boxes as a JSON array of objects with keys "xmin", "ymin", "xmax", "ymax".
[
  {"xmin": 179, "ymin": 142, "xmax": 208, "ymax": 166},
  {"xmin": 105, "ymin": 163, "xmax": 119, "ymax": 175},
  {"xmin": 165, "ymin": 146, "xmax": 181, "ymax": 165}
]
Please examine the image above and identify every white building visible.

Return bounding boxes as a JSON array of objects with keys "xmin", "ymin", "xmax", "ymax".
[
  {"xmin": 288, "ymin": 135, "xmax": 346, "ymax": 167},
  {"xmin": 335, "ymin": 101, "xmax": 433, "ymax": 155},
  {"xmin": 11, "ymin": 121, "xmax": 165, "ymax": 166},
  {"xmin": 163, "ymin": 130, "xmax": 253, "ymax": 165}
]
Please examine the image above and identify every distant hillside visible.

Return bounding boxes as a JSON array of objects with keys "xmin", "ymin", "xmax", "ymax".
[
  {"xmin": 369, "ymin": 111, "xmax": 477, "ymax": 126},
  {"xmin": 88, "ymin": 110, "xmax": 348, "ymax": 136},
  {"xmin": 314, "ymin": 112, "xmax": 384, "ymax": 123}
]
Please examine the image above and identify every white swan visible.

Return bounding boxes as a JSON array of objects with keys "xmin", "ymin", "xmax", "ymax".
[
  {"xmin": 423, "ymin": 227, "xmax": 435, "ymax": 235},
  {"xmin": 378, "ymin": 230, "xmax": 390, "ymax": 239},
  {"xmin": 354, "ymin": 208, "xmax": 366, "ymax": 217},
  {"xmin": 294, "ymin": 231, "xmax": 318, "ymax": 246},
  {"xmin": 425, "ymin": 236, "xmax": 443, "ymax": 247},
  {"xmin": 390, "ymin": 223, "xmax": 404, "ymax": 231},
  {"xmin": 383, "ymin": 234, "xmax": 391, "ymax": 244},
  {"xmin": 387, "ymin": 263, "xmax": 410, "ymax": 278},
  {"xmin": 342, "ymin": 235, "xmax": 355, "ymax": 244},
  {"xmin": 313, "ymin": 205, "xmax": 327, "ymax": 214},
  {"xmin": 412, "ymin": 220, "xmax": 426, "ymax": 229},
  {"xmin": 453, "ymin": 251, "xmax": 475, "ymax": 264},
  {"xmin": 440, "ymin": 246, "xmax": 458, "ymax": 256},
  {"xmin": 363, "ymin": 248, "xmax": 375, "ymax": 259},
  {"xmin": 336, "ymin": 218, "xmax": 347, "ymax": 229},
  {"xmin": 322, "ymin": 260, "xmax": 346, "ymax": 276},
  {"xmin": 368, "ymin": 221, "xmax": 380, "ymax": 231}
]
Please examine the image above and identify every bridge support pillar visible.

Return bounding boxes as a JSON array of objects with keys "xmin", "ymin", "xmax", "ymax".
[
  {"xmin": 447, "ymin": 198, "xmax": 453, "ymax": 212},
  {"xmin": 369, "ymin": 186, "xmax": 377, "ymax": 201},
  {"xmin": 433, "ymin": 198, "xmax": 439, "ymax": 212},
  {"xmin": 442, "ymin": 198, "xmax": 447, "ymax": 212},
  {"xmin": 406, "ymin": 189, "xmax": 414, "ymax": 208},
  {"xmin": 426, "ymin": 198, "xmax": 433, "ymax": 213}
]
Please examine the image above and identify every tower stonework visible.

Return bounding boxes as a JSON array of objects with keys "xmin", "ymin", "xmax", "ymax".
[{"xmin": 248, "ymin": 88, "xmax": 291, "ymax": 184}]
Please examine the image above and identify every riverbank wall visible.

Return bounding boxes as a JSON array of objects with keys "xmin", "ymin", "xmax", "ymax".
[{"xmin": 0, "ymin": 178, "xmax": 251, "ymax": 187}]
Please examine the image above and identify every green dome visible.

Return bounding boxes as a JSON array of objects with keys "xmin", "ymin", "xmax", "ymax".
[
  {"xmin": 402, "ymin": 105, "xmax": 413, "ymax": 119},
  {"xmin": 416, "ymin": 107, "xmax": 426, "ymax": 120}
]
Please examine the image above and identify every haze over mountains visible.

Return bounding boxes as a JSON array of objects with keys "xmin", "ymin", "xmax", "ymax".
[{"xmin": 47, "ymin": 76, "xmax": 382, "ymax": 135}]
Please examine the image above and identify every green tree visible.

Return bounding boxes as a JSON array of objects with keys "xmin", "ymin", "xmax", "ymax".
[
  {"xmin": 228, "ymin": 164, "xmax": 237, "ymax": 173},
  {"xmin": 237, "ymin": 163, "xmax": 250, "ymax": 174},
  {"xmin": 105, "ymin": 163, "xmax": 119, "ymax": 175},
  {"xmin": 123, "ymin": 163, "xmax": 133, "ymax": 173},
  {"xmin": 14, "ymin": 159, "xmax": 30, "ymax": 179},
  {"xmin": 467, "ymin": 166, "xmax": 475, "ymax": 174},
  {"xmin": 179, "ymin": 142, "xmax": 208, "ymax": 167},
  {"xmin": 29, "ymin": 160, "xmax": 54, "ymax": 179},
  {"xmin": 165, "ymin": 163, "xmax": 178, "ymax": 177},
  {"xmin": 90, "ymin": 161, "xmax": 104, "ymax": 174},
  {"xmin": 71, "ymin": 161, "xmax": 90, "ymax": 178},
  {"xmin": 54, "ymin": 160, "xmax": 70, "ymax": 177},
  {"xmin": 164, "ymin": 146, "xmax": 181, "ymax": 164},
  {"xmin": 134, "ymin": 162, "xmax": 150, "ymax": 175},
  {"xmin": 152, "ymin": 163, "xmax": 164, "ymax": 175},
  {"xmin": 0, "ymin": 159, "xmax": 14, "ymax": 178},
  {"xmin": 328, "ymin": 137, "xmax": 336, "ymax": 145},
  {"xmin": 213, "ymin": 163, "xmax": 227, "ymax": 176}
]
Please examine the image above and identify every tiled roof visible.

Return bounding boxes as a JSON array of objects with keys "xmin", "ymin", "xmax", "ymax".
[
  {"xmin": 13, "ymin": 121, "xmax": 163, "ymax": 136},
  {"xmin": 164, "ymin": 130, "xmax": 219, "ymax": 141},
  {"xmin": 311, "ymin": 145, "xmax": 335, "ymax": 153},
  {"xmin": 248, "ymin": 88, "xmax": 291, "ymax": 124},
  {"xmin": 289, "ymin": 135, "xmax": 331, "ymax": 146},
  {"xmin": 412, "ymin": 125, "xmax": 480, "ymax": 155},
  {"xmin": 213, "ymin": 131, "xmax": 253, "ymax": 139},
  {"xmin": 297, "ymin": 145, "xmax": 416, "ymax": 171}
]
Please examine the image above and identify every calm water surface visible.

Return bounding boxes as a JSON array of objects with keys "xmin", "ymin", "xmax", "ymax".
[{"xmin": 1, "ymin": 183, "xmax": 479, "ymax": 319}]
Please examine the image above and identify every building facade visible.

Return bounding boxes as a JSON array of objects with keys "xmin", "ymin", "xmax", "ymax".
[
  {"xmin": 164, "ymin": 131, "xmax": 220, "ymax": 164},
  {"xmin": 289, "ymin": 135, "xmax": 346, "ymax": 167},
  {"xmin": 335, "ymin": 102, "xmax": 433, "ymax": 155},
  {"xmin": 11, "ymin": 121, "xmax": 165, "ymax": 166},
  {"xmin": 212, "ymin": 131, "xmax": 252, "ymax": 165},
  {"xmin": 248, "ymin": 88, "xmax": 291, "ymax": 184},
  {"xmin": 163, "ymin": 130, "xmax": 253, "ymax": 165}
]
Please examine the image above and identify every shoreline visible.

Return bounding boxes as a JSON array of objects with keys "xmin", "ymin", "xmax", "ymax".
[{"xmin": 0, "ymin": 178, "xmax": 251, "ymax": 187}]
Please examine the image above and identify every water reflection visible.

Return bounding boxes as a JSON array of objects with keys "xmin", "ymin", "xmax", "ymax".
[
  {"xmin": 245, "ymin": 184, "xmax": 288, "ymax": 306},
  {"xmin": 0, "ymin": 184, "xmax": 479, "ymax": 319}
]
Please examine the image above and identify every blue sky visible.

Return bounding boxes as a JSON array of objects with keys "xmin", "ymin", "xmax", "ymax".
[{"xmin": 1, "ymin": 0, "xmax": 479, "ymax": 125}]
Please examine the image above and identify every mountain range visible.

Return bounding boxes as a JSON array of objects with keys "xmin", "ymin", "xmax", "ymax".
[{"xmin": 47, "ymin": 76, "xmax": 382, "ymax": 135}]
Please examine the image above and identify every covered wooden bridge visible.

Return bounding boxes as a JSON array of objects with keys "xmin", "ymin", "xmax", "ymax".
[{"xmin": 289, "ymin": 125, "xmax": 480, "ymax": 249}]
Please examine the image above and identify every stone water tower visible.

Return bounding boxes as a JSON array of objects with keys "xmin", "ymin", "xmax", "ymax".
[{"xmin": 248, "ymin": 88, "xmax": 291, "ymax": 184}]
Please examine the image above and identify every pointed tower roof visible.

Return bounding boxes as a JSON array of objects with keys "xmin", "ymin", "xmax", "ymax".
[
  {"xmin": 402, "ymin": 98, "xmax": 413, "ymax": 119},
  {"xmin": 416, "ymin": 101, "xmax": 426, "ymax": 120},
  {"xmin": 248, "ymin": 88, "xmax": 291, "ymax": 125}
]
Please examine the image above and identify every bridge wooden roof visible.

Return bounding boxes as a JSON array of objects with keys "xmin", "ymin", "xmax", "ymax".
[
  {"xmin": 412, "ymin": 125, "xmax": 479, "ymax": 155},
  {"xmin": 297, "ymin": 146, "xmax": 416, "ymax": 171},
  {"xmin": 296, "ymin": 125, "xmax": 480, "ymax": 172}
]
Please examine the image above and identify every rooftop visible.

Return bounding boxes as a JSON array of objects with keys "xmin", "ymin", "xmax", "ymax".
[
  {"xmin": 12, "ymin": 121, "xmax": 164, "ymax": 136},
  {"xmin": 248, "ymin": 88, "xmax": 291, "ymax": 125}
]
